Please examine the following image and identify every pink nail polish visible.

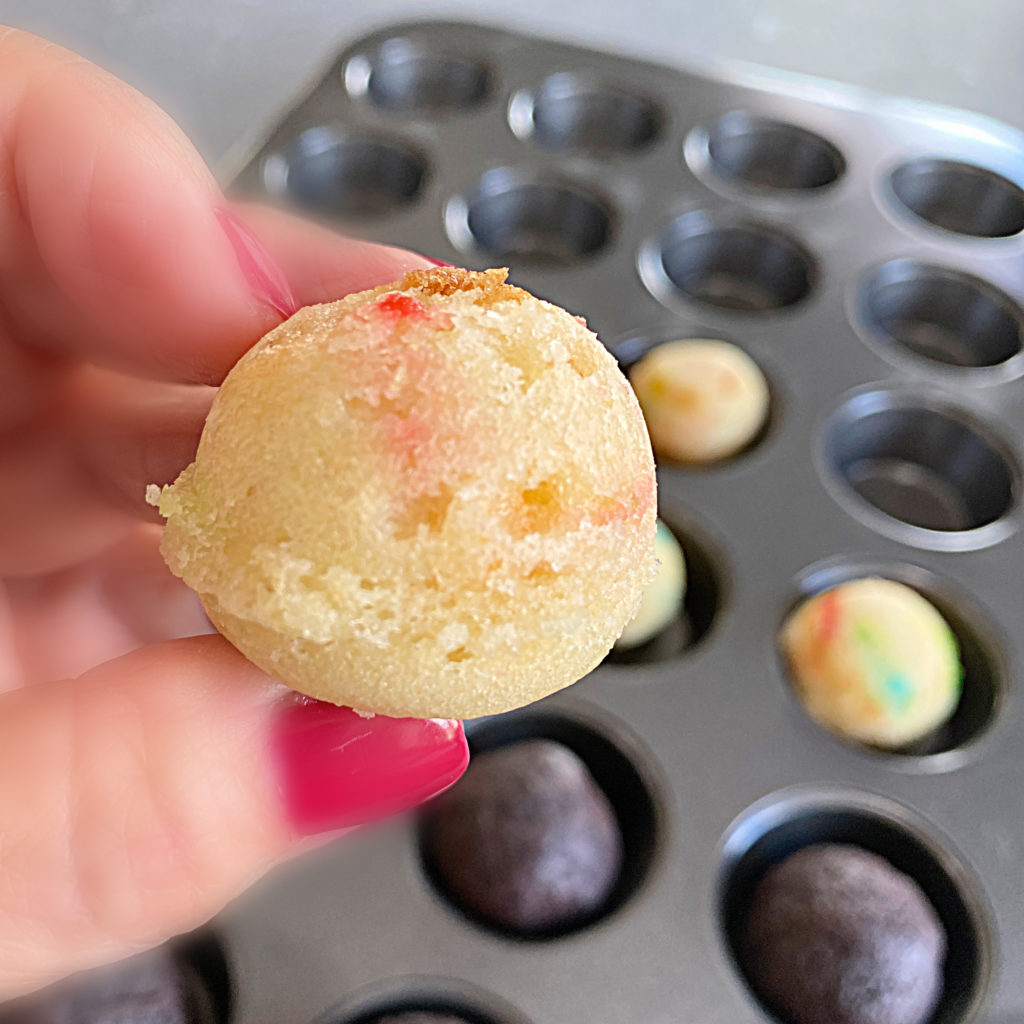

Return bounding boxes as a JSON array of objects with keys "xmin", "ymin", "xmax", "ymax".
[
  {"xmin": 215, "ymin": 206, "xmax": 299, "ymax": 318},
  {"xmin": 272, "ymin": 698, "xmax": 468, "ymax": 836},
  {"xmin": 422, "ymin": 257, "xmax": 455, "ymax": 267}
]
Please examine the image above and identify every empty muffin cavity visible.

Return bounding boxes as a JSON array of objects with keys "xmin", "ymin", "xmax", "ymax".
[
  {"xmin": 821, "ymin": 386, "xmax": 1019, "ymax": 549},
  {"xmin": 700, "ymin": 112, "xmax": 845, "ymax": 190},
  {"xmin": 263, "ymin": 127, "xmax": 428, "ymax": 219},
  {"xmin": 641, "ymin": 211, "xmax": 815, "ymax": 312},
  {"xmin": 345, "ymin": 39, "xmax": 493, "ymax": 115},
  {"xmin": 343, "ymin": 998, "xmax": 510, "ymax": 1024},
  {"xmin": 780, "ymin": 559, "xmax": 1006, "ymax": 766},
  {"xmin": 419, "ymin": 710, "xmax": 660, "ymax": 939},
  {"xmin": 608, "ymin": 513, "xmax": 725, "ymax": 664},
  {"xmin": 857, "ymin": 260, "xmax": 1024, "ymax": 372},
  {"xmin": 508, "ymin": 73, "xmax": 662, "ymax": 154},
  {"xmin": 889, "ymin": 159, "xmax": 1024, "ymax": 238},
  {"xmin": 719, "ymin": 788, "xmax": 991, "ymax": 1024},
  {"xmin": 447, "ymin": 169, "xmax": 612, "ymax": 265},
  {"xmin": 324, "ymin": 978, "xmax": 529, "ymax": 1024},
  {"xmin": 349, "ymin": 1010, "xmax": 500, "ymax": 1024},
  {"xmin": 174, "ymin": 931, "xmax": 232, "ymax": 1024}
]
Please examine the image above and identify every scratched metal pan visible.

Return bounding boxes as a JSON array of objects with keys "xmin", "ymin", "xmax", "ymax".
[{"xmin": 197, "ymin": 19, "xmax": 1024, "ymax": 1024}]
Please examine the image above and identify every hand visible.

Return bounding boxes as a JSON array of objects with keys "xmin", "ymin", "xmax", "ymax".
[{"xmin": 0, "ymin": 27, "xmax": 467, "ymax": 997}]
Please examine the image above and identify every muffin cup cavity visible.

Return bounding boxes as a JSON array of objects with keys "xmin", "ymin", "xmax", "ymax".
[
  {"xmin": 345, "ymin": 39, "xmax": 493, "ymax": 116},
  {"xmin": 698, "ymin": 112, "xmax": 845, "ymax": 191},
  {"xmin": 856, "ymin": 260, "xmax": 1024, "ymax": 373},
  {"xmin": 719, "ymin": 788, "xmax": 992, "ymax": 1024},
  {"xmin": 821, "ymin": 386, "xmax": 1019, "ymax": 549},
  {"xmin": 418, "ymin": 709, "xmax": 662, "ymax": 939},
  {"xmin": 322, "ymin": 977, "xmax": 530, "ymax": 1024},
  {"xmin": 608, "ymin": 512, "xmax": 725, "ymax": 663},
  {"xmin": 640, "ymin": 211, "xmax": 816, "ymax": 312},
  {"xmin": 262, "ymin": 128, "xmax": 428, "ymax": 219},
  {"xmin": 446, "ymin": 169, "xmax": 612, "ymax": 265},
  {"xmin": 889, "ymin": 159, "xmax": 1024, "ymax": 239},
  {"xmin": 174, "ymin": 931, "xmax": 233, "ymax": 1024},
  {"xmin": 779, "ymin": 559, "xmax": 1006, "ymax": 768},
  {"xmin": 508, "ymin": 73, "xmax": 663, "ymax": 154}
]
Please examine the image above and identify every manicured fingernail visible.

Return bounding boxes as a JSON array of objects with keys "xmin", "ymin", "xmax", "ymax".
[
  {"xmin": 215, "ymin": 206, "xmax": 298, "ymax": 318},
  {"xmin": 272, "ymin": 698, "xmax": 469, "ymax": 836},
  {"xmin": 422, "ymin": 257, "xmax": 454, "ymax": 267}
]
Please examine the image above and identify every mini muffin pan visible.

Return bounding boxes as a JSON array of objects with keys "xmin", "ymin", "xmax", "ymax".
[{"xmin": 224, "ymin": 20, "xmax": 1024, "ymax": 1024}]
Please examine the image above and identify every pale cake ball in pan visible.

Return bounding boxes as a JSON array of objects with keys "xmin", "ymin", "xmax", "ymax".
[
  {"xmin": 614, "ymin": 519, "xmax": 686, "ymax": 650},
  {"xmin": 628, "ymin": 339, "xmax": 769, "ymax": 464},
  {"xmin": 151, "ymin": 268, "xmax": 656, "ymax": 718},
  {"xmin": 780, "ymin": 578, "xmax": 963, "ymax": 749}
]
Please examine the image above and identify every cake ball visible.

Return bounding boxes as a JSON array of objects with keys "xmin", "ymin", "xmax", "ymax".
[
  {"xmin": 628, "ymin": 339, "xmax": 768, "ymax": 464},
  {"xmin": 781, "ymin": 578, "xmax": 962, "ymax": 749},
  {"xmin": 743, "ymin": 844, "xmax": 946, "ymax": 1024},
  {"xmin": 614, "ymin": 519, "xmax": 686, "ymax": 649},
  {"xmin": 151, "ymin": 268, "xmax": 656, "ymax": 718},
  {"xmin": 0, "ymin": 950, "xmax": 193, "ymax": 1024},
  {"xmin": 423, "ymin": 739, "xmax": 623, "ymax": 934}
]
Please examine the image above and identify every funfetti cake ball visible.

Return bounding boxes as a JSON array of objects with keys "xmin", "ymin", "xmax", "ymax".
[
  {"xmin": 780, "ymin": 578, "xmax": 963, "ymax": 749},
  {"xmin": 614, "ymin": 519, "xmax": 686, "ymax": 650},
  {"xmin": 151, "ymin": 268, "xmax": 656, "ymax": 718},
  {"xmin": 628, "ymin": 339, "xmax": 769, "ymax": 464}
]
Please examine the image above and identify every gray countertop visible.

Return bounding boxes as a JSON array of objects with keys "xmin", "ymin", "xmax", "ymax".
[{"xmin": 1, "ymin": 0, "xmax": 1022, "ymax": 167}]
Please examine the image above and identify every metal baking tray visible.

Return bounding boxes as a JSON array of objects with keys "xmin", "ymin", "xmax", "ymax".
[{"xmin": 208, "ymin": 18, "xmax": 1024, "ymax": 1024}]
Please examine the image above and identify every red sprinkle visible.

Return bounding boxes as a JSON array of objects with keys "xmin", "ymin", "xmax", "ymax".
[
  {"xmin": 375, "ymin": 293, "xmax": 430, "ymax": 321},
  {"xmin": 389, "ymin": 414, "xmax": 432, "ymax": 459},
  {"xmin": 592, "ymin": 474, "xmax": 656, "ymax": 526},
  {"xmin": 818, "ymin": 590, "xmax": 841, "ymax": 643}
]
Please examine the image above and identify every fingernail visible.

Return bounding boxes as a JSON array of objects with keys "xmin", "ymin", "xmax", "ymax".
[
  {"xmin": 272, "ymin": 698, "xmax": 469, "ymax": 836},
  {"xmin": 422, "ymin": 257, "xmax": 454, "ymax": 267},
  {"xmin": 215, "ymin": 206, "xmax": 298, "ymax": 319}
]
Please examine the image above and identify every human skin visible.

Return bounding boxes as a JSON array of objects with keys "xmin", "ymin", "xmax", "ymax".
[{"xmin": 0, "ymin": 26, "xmax": 468, "ymax": 998}]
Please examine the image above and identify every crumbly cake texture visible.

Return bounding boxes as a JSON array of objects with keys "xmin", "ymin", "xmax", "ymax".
[
  {"xmin": 151, "ymin": 268, "xmax": 656, "ymax": 717},
  {"xmin": 780, "ymin": 578, "xmax": 962, "ymax": 749}
]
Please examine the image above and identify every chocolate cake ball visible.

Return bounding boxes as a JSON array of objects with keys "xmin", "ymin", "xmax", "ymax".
[
  {"xmin": 423, "ymin": 739, "xmax": 624, "ymax": 934},
  {"xmin": 742, "ymin": 844, "xmax": 946, "ymax": 1024},
  {"xmin": 780, "ymin": 579, "xmax": 962, "ymax": 750},
  {"xmin": 0, "ymin": 949, "xmax": 192, "ymax": 1024}
]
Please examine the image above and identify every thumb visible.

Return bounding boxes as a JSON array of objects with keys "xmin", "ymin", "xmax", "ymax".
[
  {"xmin": 0, "ymin": 636, "xmax": 467, "ymax": 997},
  {"xmin": 3, "ymin": 29, "xmax": 427, "ymax": 386},
  {"xmin": 5, "ymin": 27, "xmax": 267, "ymax": 384}
]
